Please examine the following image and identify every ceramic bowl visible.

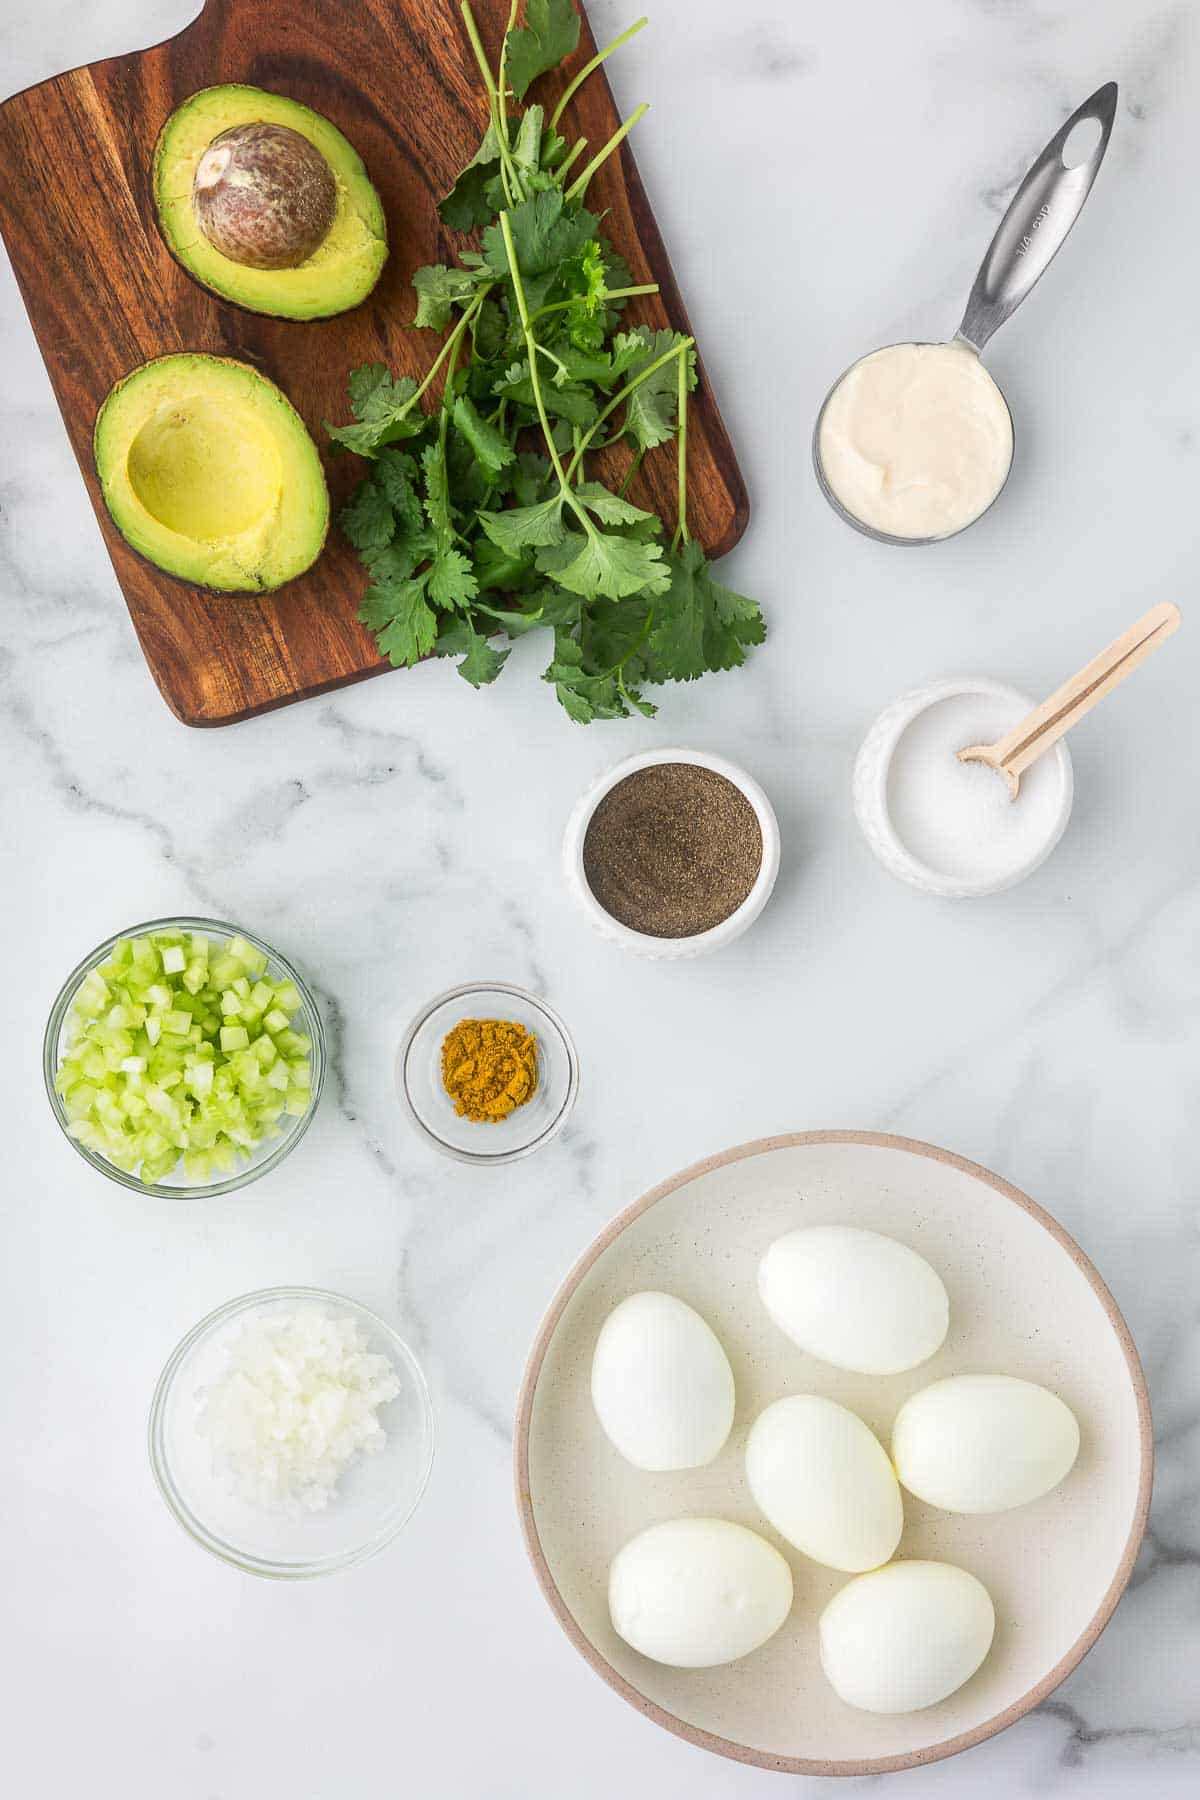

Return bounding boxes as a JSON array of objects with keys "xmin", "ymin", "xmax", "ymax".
[
  {"xmin": 515, "ymin": 1131, "xmax": 1151, "ymax": 1777},
  {"xmin": 853, "ymin": 678, "xmax": 1074, "ymax": 898},
  {"xmin": 562, "ymin": 747, "xmax": 781, "ymax": 959}
]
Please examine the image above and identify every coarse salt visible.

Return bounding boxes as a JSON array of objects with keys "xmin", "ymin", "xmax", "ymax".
[{"xmin": 885, "ymin": 692, "xmax": 1065, "ymax": 882}]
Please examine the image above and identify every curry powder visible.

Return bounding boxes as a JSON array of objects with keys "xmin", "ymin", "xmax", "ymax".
[{"xmin": 441, "ymin": 1017, "xmax": 538, "ymax": 1123}]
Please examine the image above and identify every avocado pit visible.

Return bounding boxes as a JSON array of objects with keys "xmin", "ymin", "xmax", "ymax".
[{"xmin": 193, "ymin": 121, "xmax": 337, "ymax": 269}]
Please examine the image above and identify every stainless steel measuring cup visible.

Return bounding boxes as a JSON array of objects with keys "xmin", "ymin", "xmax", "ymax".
[{"xmin": 813, "ymin": 81, "xmax": 1118, "ymax": 545}]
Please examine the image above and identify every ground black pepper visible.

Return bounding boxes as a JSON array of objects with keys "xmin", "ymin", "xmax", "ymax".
[{"xmin": 581, "ymin": 762, "xmax": 763, "ymax": 938}]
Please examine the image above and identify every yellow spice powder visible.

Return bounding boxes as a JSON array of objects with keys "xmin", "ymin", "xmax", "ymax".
[{"xmin": 440, "ymin": 1017, "xmax": 538, "ymax": 1123}]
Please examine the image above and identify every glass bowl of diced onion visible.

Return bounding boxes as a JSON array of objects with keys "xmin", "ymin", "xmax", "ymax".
[
  {"xmin": 43, "ymin": 916, "xmax": 325, "ymax": 1198},
  {"xmin": 149, "ymin": 1287, "xmax": 435, "ymax": 1577}
]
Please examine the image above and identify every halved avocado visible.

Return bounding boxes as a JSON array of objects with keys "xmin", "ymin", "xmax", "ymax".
[
  {"xmin": 153, "ymin": 85, "xmax": 387, "ymax": 320},
  {"xmin": 94, "ymin": 354, "xmax": 329, "ymax": 593}
]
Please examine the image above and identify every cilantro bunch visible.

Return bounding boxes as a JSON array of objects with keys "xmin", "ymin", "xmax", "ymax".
[{"xmin": 328, "ymin": 0, "xmax": 765, "ymax": 722}]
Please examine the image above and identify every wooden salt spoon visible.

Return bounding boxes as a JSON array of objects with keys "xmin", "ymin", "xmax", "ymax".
[{"xmin": 958, "ymin": 601, "xmax": 1181, "ymax": 799}]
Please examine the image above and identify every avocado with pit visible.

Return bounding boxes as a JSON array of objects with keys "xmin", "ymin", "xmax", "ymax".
[
  {"xmin": 153, "ymin": 85, "xmax": 387, "ymax": 319},
  {"xmin": 94, "ymin": 354, "xmax": 329, "ymax": 592}
]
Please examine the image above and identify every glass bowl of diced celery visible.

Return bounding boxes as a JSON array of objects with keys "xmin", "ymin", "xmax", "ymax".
[{"xmin": 43, "ymin": 917, "xmax": 326, "ymax": 1197}]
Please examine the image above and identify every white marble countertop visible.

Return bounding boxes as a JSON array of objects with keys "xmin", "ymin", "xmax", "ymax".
[{"xmin": 2, "ymin": 1, "xmax": 1197, "ymax": 1794}]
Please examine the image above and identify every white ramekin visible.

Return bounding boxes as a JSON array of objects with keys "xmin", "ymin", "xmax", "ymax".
[
  {"xmin": 852, "ymin": 678, "xmax": 1074, "ymax": 899},
  {"xmin": 563, "ymin": 747, "xmax": 781, "ymax": 958}
]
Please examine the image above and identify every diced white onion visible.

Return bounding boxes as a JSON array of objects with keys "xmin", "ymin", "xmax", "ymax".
[{"xmin": 196, "ymin": 1307, "xmax": 401, "ymax": 1513}]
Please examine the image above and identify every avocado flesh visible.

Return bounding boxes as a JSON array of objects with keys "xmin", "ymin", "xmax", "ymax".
[
  {"xmin": 154, "ymin": 85, "xmax": 387, "ymax": 320},
  {"xmin": 94, "ymin": 354, "xmax": 329, "ymax": 592}
]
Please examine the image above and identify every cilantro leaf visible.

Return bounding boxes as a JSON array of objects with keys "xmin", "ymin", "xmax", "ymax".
[
  {"xmin": 492, "ymin": 360, "xmax": 598, "ymax": 427},
  {"xmin": 512, "ymin": 105, "xmax": 545, "ymax": 179},
  {"xmin": 573, "ymin": 481, "xmax": 658, "ymax": 529},
  {"xmin": 472, "ymin": 537, "xmax": 537, "ymax": 593},
  {"xmin": 536, "ymin": 529, "xmax": 670, "ymax": 600},
  {"xmin": 478, "ymin": 494, "xmax": 567, "ymax": 555},
  {"xmin": 504, "ymin": 0, "xmax": 581, "ymax": 100},
  {"xmin": 427, "ymin": 546, "xmax": 479, "ymax": 610},
  {"xmin": 482, "ymin": 190, "xmax": 599, "ymax": 284},
  {"xmin": 412, "ymin": 264, "xmax": 479, "ymax": 331},
  {"xmin": 456, "ymin": 626, "xmax": 511, "ymax": 687},
  {"xmin": 452, "ymin": 396, "xmax": 516, "ymax": 476},
  {"xmin": 421, "ymin": 443, "xmax": 452, "ymax": 538},
  {"xmin": 340, "ymin": 481, "xmax": 395, "ymax": 553},
  {"xmin": 360, "ymin": 578, "xmax": 439, "ymax": 667},
  {"xmin": 644, "ymin": 541, "xmax": 766, "ymax": 682},
  {"xmin": 438, "ymin": 125, "xmax": 501, "ymax": 230},
  {"xmin": 432, "ymin": 614, "xmax": 510, "ymax": 685},
  {"xmin": 613, "ymin": 328, "xmax": 698, "ymax": 452},
  {"xmin": 326, "ymin": 366, "xmax": 425, "ymax": 456}
]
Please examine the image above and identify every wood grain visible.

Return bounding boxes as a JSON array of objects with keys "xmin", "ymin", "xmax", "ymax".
[{"xmin": 0, "ymin": 0, "xmax": 748, "ymax": 727}]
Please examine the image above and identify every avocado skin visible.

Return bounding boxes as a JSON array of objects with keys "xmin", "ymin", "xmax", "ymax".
[
  {"xmin": 153, "ymin": 85, "xmax": 388, "ymax": 321},
  {"xmin": 94, "ymin": 353, "xmax": 330, "ymax": 594}
]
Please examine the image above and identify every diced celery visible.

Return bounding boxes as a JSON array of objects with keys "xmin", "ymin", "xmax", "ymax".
[
  {"xmin": 229, "ymin": 935, "xmax": 268, "ymax": 977},
  {"xmin": 56, "ymin": 925, "xmax": 313, "ymax": 1184},
  {"xmin": 188, "ymin": 1062, "xmax": 214, "ymax": 1097}
]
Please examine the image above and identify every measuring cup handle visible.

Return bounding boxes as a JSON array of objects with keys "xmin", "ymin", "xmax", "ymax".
[{"xmin": 956, "ymin": 82, "xmax": 1118, "ymax": 353}]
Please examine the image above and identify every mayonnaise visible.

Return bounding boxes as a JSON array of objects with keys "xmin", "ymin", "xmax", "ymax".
[{"xmin": 817, "ymin": 340, "xmax": 1013, "ymax": 540}]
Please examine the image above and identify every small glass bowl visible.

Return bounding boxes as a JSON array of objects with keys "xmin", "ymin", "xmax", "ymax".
[
  {"xmin": 149, "ymin": 1287, "xmax": 435, "ymax": 1579},
  {"xmin": 43, "ymin": 915, "xmax": 326, "ymax": 1199},
  {"xmin": 398, "ymin": 982, "xmax": 579, "ymax": 1165}
]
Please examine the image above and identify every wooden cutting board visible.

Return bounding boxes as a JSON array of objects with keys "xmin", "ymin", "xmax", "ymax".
[{"xmin": 0, "ymin": 0, "xmax": 748, "ymax": 727}]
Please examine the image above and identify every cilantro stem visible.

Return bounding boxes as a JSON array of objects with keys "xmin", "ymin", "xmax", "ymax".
[
  {"xmin": 618, "ymin": 448, "xmax": 644, "ymax": 498},
  {"xmin": 407, "ymin": 286, "xmax": 492, "ymax": 416},
  {"xmin": 459, "ymin": 1, "xmax": 521, "ymax": 204},
  {"xmin": 436, "ymin": 331, "xmax": 464, "ymax": 541},
  {"xmin": 673, "ymin": 352, "xmax": 690, "ymax": 549},
  {"xmin": 564, "ymin": 338, "xmax": 694, "ymax": 481},
  {"xmin": 550, "ymin": 17, "xmax": 650, "ymax": 130},
  {"xmin": 459, "ymin": 3, "xmax": 500, "ymax": 109},
  {"xmin": 498, "ymin": 210, "xmax": 591, "ymax": 532},
  {"xmin": 534, "ymin": 341, "xmax": 571, "ymax": 381},
  {"xmin": 497, "ymin": 1, "xmax": 519, "ymax": 150},
  {"xmin": 528, "ymin": 282, "xmax": 658, "ymax": 326},
  {"xmin": 564, "ymin": 104, "xmax": 649, "ymax": 203},
  {"xmin": 556, "ymin": 137, "xmax": 588, "ymax": 182}
]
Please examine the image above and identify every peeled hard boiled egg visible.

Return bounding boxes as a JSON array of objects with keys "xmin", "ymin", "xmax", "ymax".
[
  {"xmin": 758, "ymin": 1225, "xmax": 949, "ymax": 1374},
  {"xmin": 591, "ymin": 1291, "xmax": 735, "ymax": 1472},
  {"xmin": 609, "ymin": 1518, "xmax": 794, "ymax": 1668},
  {"xmin": 893, "ymin": 1374, "xmax": 1080, "ymax": 1514},
  {"xmin": 819, "ymin": 1560, "xmax": 995, "ymax": 1713},
  {"xmin": 745, "ymin": 1394, "xmax": 903, "ymax": 1571}
]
